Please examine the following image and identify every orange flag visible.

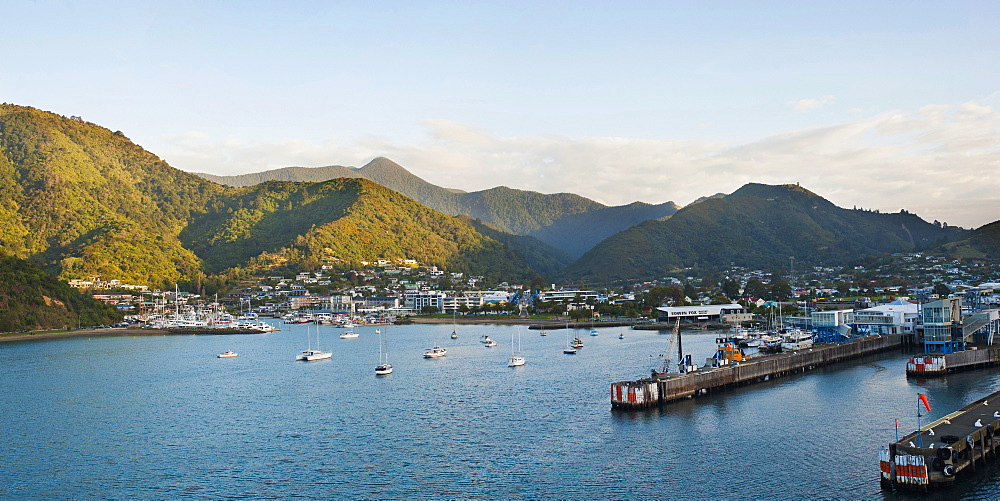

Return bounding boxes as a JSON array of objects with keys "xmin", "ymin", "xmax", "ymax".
[{"xmin": 919, "ymin": 393, "xmax": 931, "ymax": 412}]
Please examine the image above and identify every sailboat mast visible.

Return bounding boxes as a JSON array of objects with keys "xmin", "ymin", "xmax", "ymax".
[{"xmin": 675, "ymin": 318, "xmax": 683, "ymax": 368}]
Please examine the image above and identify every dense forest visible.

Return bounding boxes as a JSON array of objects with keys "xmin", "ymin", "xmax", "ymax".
[{"xmin": 0, "ymin": 252, "xmax": 122, "ymax": 332}]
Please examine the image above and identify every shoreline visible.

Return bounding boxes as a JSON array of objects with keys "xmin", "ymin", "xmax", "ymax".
[{"xmin": 0, "ymin": 327, "xmax": 170, "ymax": 343}]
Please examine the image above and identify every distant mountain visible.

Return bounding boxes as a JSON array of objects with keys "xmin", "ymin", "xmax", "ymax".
[
  {"xmin": 942, "ymin": 220, "xmax": 1000, "ymax": 259},
  {"xmin": 0, "ymin": 252, "xmax": 121, "ymax": 332},
  {"xmin": 192, "ymin": 158, "xmax": 679, "ymax": 257},
  {"xmin": 0, "ymin": 105, "xmax": 542, "ymax": 287},
  {"xmin": 528, "ymin": 200, "xmax": 681, "ymax": 257},
  {"xmin": 562, "ymin": 183, "xmax": 966, "ymax": 282},
  {"xmin": 458, "ymin": 215, "xmax": 574, "ymax": 277}
]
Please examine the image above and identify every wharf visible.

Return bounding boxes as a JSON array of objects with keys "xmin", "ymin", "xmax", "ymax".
[
  {"xmin": 611, "ymin": 334, "xmax": 901, "ymax": 410},
  {"xmin": 906, "ymin": 348, "xmax": 1000, "ymax": 377},
  {"xmin": 881, "ymin": 390, "xmax": 1000, "ymax": 491}
]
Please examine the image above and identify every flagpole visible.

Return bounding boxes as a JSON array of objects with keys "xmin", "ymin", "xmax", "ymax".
[{"xmin": 917, "ymin": 395, "xmax": 923, "ymax": 448}]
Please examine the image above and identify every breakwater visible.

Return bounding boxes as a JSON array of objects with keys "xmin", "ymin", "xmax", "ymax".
[{"xmin": 611, "ymin": 334, "xmax": 901, "ymax": 409}]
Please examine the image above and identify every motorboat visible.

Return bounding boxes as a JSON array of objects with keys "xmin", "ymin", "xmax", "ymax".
[
  {"xmin": 780, "ymin": 331, "xmax": 814, "ymax": 351},
  {"xmin": 339, "ymin": 330, "xmax": 359, "ymax": 339},
  {"xmin": 423, "ymin": 346, "xmax": 447, "ymax": 358},
  {"xmin": 508, "ymin": 355, "xmax": 526, "ymax": 367},
  {"xmin": 217, "ymin": 350, "xmax": 238, "ymax": 358},
  {"xmin": 484, "ymin": 339, "xmax": 498, "ymax": 348}
]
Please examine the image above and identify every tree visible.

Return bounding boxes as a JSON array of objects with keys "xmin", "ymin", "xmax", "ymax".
[
  {"xmin": 721, "ymin": 279, "xmax": 740, "ymax": 299},
  {"xmin": 933, "ymin": 283, "xmax": 951, "ymax": 297},
  {"xmin": 421, "ymin": 305, "xmax": 439, "ymax": 314},
  {"xmin": 769, "ymin": 281, "xmax": 792, "ymax": 301},
  {"xmin": 745, "ymin": 278, "xmax": 768, "ymax": 299}
]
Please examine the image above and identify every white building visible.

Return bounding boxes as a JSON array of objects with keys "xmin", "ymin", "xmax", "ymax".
[
  {"xmin": 852, "ymin": 299, "xmax": 920, "ymax": 335},
  {"xmin": 656, "ymin": 304, "xmax": 749, "ymax": 324}
]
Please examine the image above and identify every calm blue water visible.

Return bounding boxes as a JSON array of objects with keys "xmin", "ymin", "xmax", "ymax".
[{"xmin": 5, "ymin": 323, "xmax": 1000, "ymax": 500}]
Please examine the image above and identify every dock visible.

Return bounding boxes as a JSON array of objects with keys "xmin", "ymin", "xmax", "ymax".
[
  {"xmin": 611, "ymin": 334, "xmax": 901, "ymax": 409},
  {"xmin": 905, "ymin": 348, "xmax": 1000, "ymax": 377},
  {"xmin": 881, "ymin": 389, "xmax": 1000, "ymax": 491}
]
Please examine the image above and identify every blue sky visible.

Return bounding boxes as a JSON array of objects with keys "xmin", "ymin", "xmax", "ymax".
[{"xmin": 3, "ymin": 1, "xmax": 999, "ymax": 227}]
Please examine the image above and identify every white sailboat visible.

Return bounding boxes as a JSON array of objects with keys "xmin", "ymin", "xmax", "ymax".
[
  {"xmin": 508, "ymin": 327, "xmax": 525, "ymax": 367},
  {"xmin": 297, "ymin": 324, "xmax": 332, "ymax": 361},
  {"xmin": 375, "ymin": 329, "xmax": 392, "ymax": 375},
  {"xmin": 450, "ymin": 313, "xmax": 458, "ymax": 339}
]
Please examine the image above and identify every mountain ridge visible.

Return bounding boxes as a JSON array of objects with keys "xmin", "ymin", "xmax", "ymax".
[{"xmin": 192, "ymin": 157, "xmax": 680, "ymax": 256}]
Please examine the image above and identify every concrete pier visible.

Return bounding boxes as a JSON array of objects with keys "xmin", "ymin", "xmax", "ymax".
[
  {"xmin": 881, "ymin": 389, "xmax": 1000, "ymax": 491},
  {"xmin": 611, "ymin": 334, "xmax": 901, "ymax": 409}
]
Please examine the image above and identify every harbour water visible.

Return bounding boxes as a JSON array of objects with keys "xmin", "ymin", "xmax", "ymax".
[{"xmin": 5, "ymin": 323, "xmax": 1000, "ymax": 499}]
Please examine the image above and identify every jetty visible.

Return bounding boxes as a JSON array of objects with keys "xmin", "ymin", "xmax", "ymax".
[
  {"xmin": 880, "ymin": 390, "xmax": 1000, "ymax": 492},
  {"xmin": 905, "ymin": 348, "xmax": 1000, "ymax": 377},
  {"xmin": 611, "ymin": 334, "xmax": 900, "ymax": 409}
]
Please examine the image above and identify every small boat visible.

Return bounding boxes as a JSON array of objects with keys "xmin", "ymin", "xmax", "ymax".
[
  {"xmin": 571, "ymin": 337, "xmax": 584, "ymax": 349},
  {"xmin": 297, "ymin": 349, "xmax": 332, "ymax": 361},
  {"xmin": 375, "ymin": 328, "xmax": 392, "ymax": 375},
  {"xmin": 618, "ymin": 333, "xmax": 625, "ymax": 340},
  {"xmin": 540, "ymin": 330, "xmax": 547, "ymax": 336},
  {"xmin": 297, "ymin": 324, "xmax": 332, "ymax": 361},
  {"xmin": 339, "ymin": 330, "xmax": 359, "ymax": 339},
  {"xmin": 508, "ymin": 327, "xmax": 525, "ymax": 367},
  {"xmin": 590, "ymin": 329, "xmax": 599, "ymax": 336},
  {"xmin": 450, "ymin": 314, "xmax": 458, "ymax": 339},
  {"xmin": 423, "ymin": 346, "xmax": 447, "ymax": 358},
  {"xmin": 217, "ymin": 350, "xmax": 238, "ymax": 358},
  {"xmin": 480, "ymin": 335, "xmax": 492, "ymax": 344},
  {"xmin": 484, "ymin": 339, "xmax": 498, "ymax": 348}
]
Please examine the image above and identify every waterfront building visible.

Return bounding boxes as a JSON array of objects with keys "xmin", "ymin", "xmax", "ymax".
[
  {"xmin": 852, "ymin": 299, "xmax": 920, "ymax": 336},
  {"xmin": 922, "ymin": 297, "xmax": 964, "ymax": 354},
  {"xmin": 655, "ymin": 304, "xmax": 748, "ymax": 324},
  {"xmin": 811, "ymin": 309, "xmax": 854, "ymax": 342}
]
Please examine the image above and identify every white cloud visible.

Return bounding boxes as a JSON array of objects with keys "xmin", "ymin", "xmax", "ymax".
[
  {"xmin": 791, "ymin": 95, "xmax": 836, "ymax": 112},
  {"xmin": 159, "ymin": 101, "xmax": 1000, "ymax": 229}
]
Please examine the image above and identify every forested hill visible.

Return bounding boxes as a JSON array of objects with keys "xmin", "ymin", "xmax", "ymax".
[
  {"xmin": 0, "ymin": 105, "xmax": 544, "ymax": 288},
  {"xmin": 181, "ymin": 177, "xmax": 538, "ymax": 283},
  {"xmin": 942, "ymin": 220, "xmax": 1000, "ymax": 260},
  {"xmin": 0, "ymin": 252, "xmax": 121, "ymax": 332},
  {"xmin": 561, "ymin": 183, "xmax": 966, "ymax": 282},
  {"xmin": 0, "ymin": 104, "xmax": 225, "ymax": 286},
  {"xmin": 192, "ymin": 157, "xmax": 679, "ymax": 257}
]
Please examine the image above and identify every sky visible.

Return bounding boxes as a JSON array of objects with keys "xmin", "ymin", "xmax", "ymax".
[{"xmin": 3, "ymin": 1, "xmax": 999, "ymax": 228}]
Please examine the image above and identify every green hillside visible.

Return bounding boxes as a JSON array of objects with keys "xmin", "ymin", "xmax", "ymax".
[
  {"xmin": 190, "ymin": 157, "xmax": 679, "ymax": 257},
  {"xmin": 942, "ymin": 220, "xmax": 1000, "ymax": 260},
  {"xmin": 0, "ymin": 105, "xmax": 541, "ymax": 287},
  {"xmin": 0, "ymin": 251, "xmax": 121, "ymax": 332},
  {"xmin": 562, "ymin": 183, "xmax": 965, "ymax": 282},
  {"xmin": 183, "ymin": 178, "xmax": 537, "ymax": 282},
  {"xmin": 0, "ymin": 104, "xmax": 224, "ymax": 287}
]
